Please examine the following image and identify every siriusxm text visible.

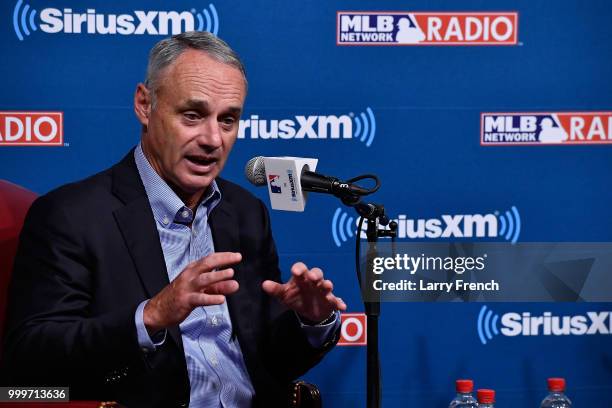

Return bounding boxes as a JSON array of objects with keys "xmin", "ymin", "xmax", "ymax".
[
  {"xmin": 238, "ymin": 115, "xmax": 352, "ymax": 139},
  {"xmin": 39, "ymin": 8, "xmax": 195, "ymax": 35},
  {"xmin": 365, "ymin": 214, "xmax": 498, "ymax": 239},
  {"xmin": 501, "ymin": 311, "xmax": 612, "ymax": 336}
]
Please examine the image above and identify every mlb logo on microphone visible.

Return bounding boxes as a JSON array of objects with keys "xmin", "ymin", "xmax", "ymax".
[
  {"xmin": 481, "ymin": 112, "xmax": 612, "ymax": 145},
  {"xmin": 268, "ymin": 175, "xmax": 282, "ymax": 194},
  {"xmin": 265, "ymin": 170, "xmax": 298, "ymax": 202},
  {"xmin": 338, "ymin": 313, "xmax": 367, "ymax": 346},
  {"xmin": 337, "ymin": 11, "xmax": 518, "ymax": 46}
]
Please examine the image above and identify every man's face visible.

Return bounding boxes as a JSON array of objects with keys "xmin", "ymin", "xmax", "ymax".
[{"xmin": 138, "ymin": 49, "xmax": 246, "ymax": 203}]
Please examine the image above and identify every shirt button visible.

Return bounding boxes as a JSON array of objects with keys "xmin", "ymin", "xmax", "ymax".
[
  {"xmin": 182, "ymin": 210, "xmax": 189, "ymax": 218},
  {"xmin": 162, "ymin": 216, "xmax": 170, "ymax": 225},
  {"xmin": 211, "ymin": 316, "xmax": 218, "ymax": 326}
]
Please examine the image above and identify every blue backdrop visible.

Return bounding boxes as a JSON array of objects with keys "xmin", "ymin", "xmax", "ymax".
[{"xmin": 1, "ymin": 0, "xmax": 611, "ymax": 406}]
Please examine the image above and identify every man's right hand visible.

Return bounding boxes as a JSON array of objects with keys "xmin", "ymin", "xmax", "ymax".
[{"xmin": 143, "ymin": 252, "xmax": 242, "ymax": 335}]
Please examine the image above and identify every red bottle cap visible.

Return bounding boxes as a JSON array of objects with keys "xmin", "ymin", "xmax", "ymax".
[
  {"xmin": 477, "ymin": 389, "xmax": 495, "ymax": 404},
  {"xmin": 547, "ymin": 378, "xmax": 566, "ymax": 392},
  {"xmin": 456, "ymin": 379, "xmax": 474, "ymax": 393}
]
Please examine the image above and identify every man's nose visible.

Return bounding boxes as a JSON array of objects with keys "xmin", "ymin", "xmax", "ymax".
[{"xmin": 196, "ymin": 117, "xmax": 223, "ymax": 150}]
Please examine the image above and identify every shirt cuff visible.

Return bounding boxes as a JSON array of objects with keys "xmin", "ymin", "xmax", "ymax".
[
  {"xmin": 135, "ymin": 300, "xmax": 167, "ymax": 351},
  {"xmin": 296, "ymin": 310, "xmax": 341, "ymax": 348}
]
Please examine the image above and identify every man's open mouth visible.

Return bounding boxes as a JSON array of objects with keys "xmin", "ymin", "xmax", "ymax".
[{"xmin": 185, "ymin": 155, "xmax": 216, "ymax": 166}]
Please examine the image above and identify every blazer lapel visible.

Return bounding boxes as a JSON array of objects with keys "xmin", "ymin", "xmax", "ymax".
[
  {"xmin": 110, "ymin": 152, "xmax": 183, "ymax": 350},
  {"xmin": 113, "ymin": 199, "xmax": 169, "ymax": 298}
]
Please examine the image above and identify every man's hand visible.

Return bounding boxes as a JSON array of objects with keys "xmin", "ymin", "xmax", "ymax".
[
  {"xmin": 143, "ymin": 252, "xmax": 242, "ymax": 334},
  {"xmin": 262, "ymin": 262, "xmax": 347, "ymax": 324}
]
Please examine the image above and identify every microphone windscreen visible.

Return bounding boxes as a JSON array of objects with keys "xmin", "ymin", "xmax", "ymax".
[{"xmin": 244, "ymin": 156, "xmax": 267, "ymax": 186}]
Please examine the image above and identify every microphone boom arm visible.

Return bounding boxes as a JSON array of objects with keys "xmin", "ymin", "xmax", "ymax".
[{"xmin": 300, "ymin": 171, "xmax": 379, "ymax": 200}]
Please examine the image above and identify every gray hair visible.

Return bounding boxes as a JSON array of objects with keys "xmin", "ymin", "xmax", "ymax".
[{"xmin": 144, "ymin": 31, "xmax": 247, "ymax": 105}]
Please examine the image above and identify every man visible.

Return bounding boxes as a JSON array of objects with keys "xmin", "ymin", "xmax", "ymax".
[{"xmin": 2, "ymin": 31, "xmax": 346, "ymax": 407}]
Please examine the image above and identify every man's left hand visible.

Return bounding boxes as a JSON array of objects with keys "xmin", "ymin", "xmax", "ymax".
[{"xmin": 262, "ymin": 262, "xmax": 347, "ymax": 323}]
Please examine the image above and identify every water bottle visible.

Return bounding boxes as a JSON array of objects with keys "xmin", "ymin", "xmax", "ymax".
[
  {"xmin": 449, "ymin": 379, "xmax": 478, "ymax": 407},
  {"xmin": 540, "ymin": 378, "xmax": 572, "ymax": 408},
  {"xmin": 476, "ymin": 389, "xmax": 495, "ymax": 407}
]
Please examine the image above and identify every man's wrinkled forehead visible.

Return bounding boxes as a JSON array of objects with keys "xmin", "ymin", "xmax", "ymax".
[
  {"xmin": 156, "ymin": 50, "xmax": 246, "ymax": 99},
  {"xmin": 163, "ymin": 48, "xmax": 247, "ymax": 88}
]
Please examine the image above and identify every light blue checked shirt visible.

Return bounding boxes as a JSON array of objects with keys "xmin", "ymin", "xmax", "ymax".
[{"xmin": 132, "ymin": 144, "xmax": 338, "ymax": 407}]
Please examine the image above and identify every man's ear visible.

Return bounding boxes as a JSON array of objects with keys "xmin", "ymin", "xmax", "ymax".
[{"xmin": 134, "ymin": 83, "xmax": 151, "ymax": 126}]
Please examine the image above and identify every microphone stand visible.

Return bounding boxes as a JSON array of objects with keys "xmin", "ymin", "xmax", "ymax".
[{"xmin": 341, "ymin": 195, "xmax": 397, "ymax": 408}]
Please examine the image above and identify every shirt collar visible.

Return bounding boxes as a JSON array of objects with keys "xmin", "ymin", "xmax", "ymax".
[{"xmin": 134, "ymin": 143, "xmax": 222, "ymax": 228}]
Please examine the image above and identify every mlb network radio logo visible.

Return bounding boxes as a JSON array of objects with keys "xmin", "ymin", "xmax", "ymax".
[
  {"xmin": 331, "ymin": 206, "xmax": 521, "ymax": 247},
  {"xmin": 0, "ymin": 112, "xmax": 63, "ymax": 146},
  {"xmin": 338, "ymin": 313, "xmax": 367, "ymax": 346},
  {"xmin": 481, "ymin": 112, "xmax": 612, "ymax": 145},
  {"xmin": 337, "ymin": 11, "xmax": 518, "ymax": 46},
  {"xmin": 238, "ymin": 107, "xmax": 376, "ymax": 147},
  {"xmin": 12, "ymin": 0, "xmax": 219, "ymax": 41},
  {"xmin": 477, "ymin": 305, "xmax": 612, "ymax": 345}
]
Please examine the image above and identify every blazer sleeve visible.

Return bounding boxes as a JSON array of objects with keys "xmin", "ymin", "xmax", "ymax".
[{"xmin": 2, "ymin": 194, "xmax": 143, "ymax": 387}]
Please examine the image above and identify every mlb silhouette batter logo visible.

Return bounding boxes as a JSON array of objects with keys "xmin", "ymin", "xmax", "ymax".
[
  {"xmin": 395, "ymin": 15, "xmax": 425, "ymax": 44},
  {"xmin": 268, "ymin": 175, "xmax": 282, "ymax": 193},
  {"xmin": 538, "ymin": 117, "xmax": 568, "ymax": 143}
]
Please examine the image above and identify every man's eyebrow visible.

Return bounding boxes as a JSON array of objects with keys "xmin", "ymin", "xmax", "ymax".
[
  {"xmin": 180, "ymin": 99, "xmax": 242, "ymax": 116},
  {"xmin": 180, "ymin": 99, "xmax": 209, "ymax": 111},
  {"xmin": 226, "ymin": 106, "xmax": 243, "ymax": 116}
]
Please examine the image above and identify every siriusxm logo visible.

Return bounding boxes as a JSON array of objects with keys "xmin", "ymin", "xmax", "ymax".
[
  {"xmin": 331, "ymin": 206, "xmax": 521, "ymax": 247},
  {"xmin": 477, "ymin": 305, "xmax": 612, "ymax": 345},
  {"xmin": 238, "ymin": 107, "xmax": 376, "ymax": 147},
  {"xmin": 12, "ymin": 0, "xmax": 219, "ymax": 41},
  {"xmin": 331, "ymin": 208, "xmax": 356, "ymax": 248}
]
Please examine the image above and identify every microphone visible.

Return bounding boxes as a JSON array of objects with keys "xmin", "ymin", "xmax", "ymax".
[
  {"xmin": 245, "ymin": 156, "xmax": 370, "ymax": 197},
  {"xmin": 245, "ymin": 156, "xmax": 379, "ymax": 212},
  {"xmin": 244, "ymin": 156, "xmax": 317, "ymax": 212}
]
